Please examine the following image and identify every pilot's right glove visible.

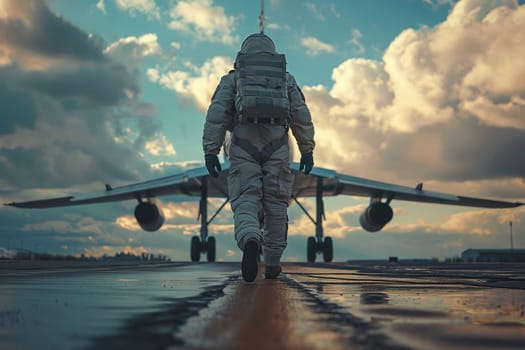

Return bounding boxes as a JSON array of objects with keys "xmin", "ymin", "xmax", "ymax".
[
  {"xmin": 205, "ymin": 154, "xmax": 221, "ymax": 178},
  {"xmin": 299, "ymin": 152, "xmax": 314, "ymax": 175}
]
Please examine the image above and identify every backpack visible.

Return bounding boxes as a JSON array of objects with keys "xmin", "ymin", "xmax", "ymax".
[{"xmin": 234, "ymin": 52, "xmax": 290, "ymax": 125}]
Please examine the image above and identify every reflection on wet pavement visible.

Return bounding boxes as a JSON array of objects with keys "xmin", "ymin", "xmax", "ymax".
[
  {"xmin": 0, "ymin": 262, "xmax": 239, "ymax": 350},
  {"xmin": 286, "ymin": 262, "xmax": 525, "ymax": 350},
  {"xmin": 178, "ymin": 273, "xmax": 348, "ymax": 350},
  {"xmin": 1, "ymin": 261, "xmax": 524, "ymax": 349}
]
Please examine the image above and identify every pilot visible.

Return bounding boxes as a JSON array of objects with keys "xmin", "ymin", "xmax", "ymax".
[{"xmin": 202, "ymin": 33, "xmax": 315, "ymax": 282}]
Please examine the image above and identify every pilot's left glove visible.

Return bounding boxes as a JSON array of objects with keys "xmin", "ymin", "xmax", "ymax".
[
  {"xmin": 299, "ymin": 152, "xmax": 314, "ymax": 175},
  {"xmin": 205, "ymin": 154, "xmax": 221, "ymax": 178}
]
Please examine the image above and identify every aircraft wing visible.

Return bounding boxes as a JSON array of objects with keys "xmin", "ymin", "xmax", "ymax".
[
  {"xmin": 5, "ymin": 162, "xmax": 522, "ymax": 209},
  {"xmin": 291, "ymin": 163, "xmax": 523, "ymax": 208},
  {"xmin": 5, "ymin": 165, "xmax": 230, "ymax": 208}
]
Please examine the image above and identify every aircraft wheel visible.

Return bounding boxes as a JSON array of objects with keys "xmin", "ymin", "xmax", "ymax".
[
  {"xmin": 307, "ymin": 236, "xmax": 316, "ymax": 262},
  {"xmin": 206, "ymin": 236, "xmax": 216, "ymax": 262},
  {"xmin": 323, "ymin": 237, "xmax": 333, "ymax": 262},
  {"xmin": 191, "ymin": 236, "xmax": 201, "ymax": 262}
]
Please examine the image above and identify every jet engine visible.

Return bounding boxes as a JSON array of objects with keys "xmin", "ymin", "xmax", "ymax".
[
  {"xmin": 359, "ymin": 202, "xmax": 393, "ymax": 232},
  {"xmin": 134, "ymin": 202, "xmax": 165, "ymax": 232}
]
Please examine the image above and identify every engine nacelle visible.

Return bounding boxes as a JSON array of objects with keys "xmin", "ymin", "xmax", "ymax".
[
  {"xmin": 134, "ymin": 202, "xmax": 165, "ymax": 232},
  {"xmin": 359, "ymin": 202, "xmax": 393, "ymax": 232}
]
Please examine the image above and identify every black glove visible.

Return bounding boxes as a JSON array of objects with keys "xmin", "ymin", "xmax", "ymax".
[
  {"xmin": 205, "ymin": 154, "xmax": 221, "ymax": 178},
  {"xmin": 299, "ymin": 152, "xmax": 314, "ymax": 175}
]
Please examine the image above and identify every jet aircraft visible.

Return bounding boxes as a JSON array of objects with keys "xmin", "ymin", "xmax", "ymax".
[
  {"xmin": 4, "ymin": 3, "xmax": 523, "ymax": 263},
  {"xmin": 3, "ymin": 0, "xmax": 523, "ymax": 265},
  {"xmin": 5, "ymin": 161, "xmax": 523, "ymax": 262}
]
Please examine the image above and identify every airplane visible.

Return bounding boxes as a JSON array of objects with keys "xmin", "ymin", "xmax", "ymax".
[
  {"xmin": 5, "ymin": 158, "xmax": 523, "ymax": 263},
  {"xmin": 4, "ymin": 0, "xmax": 523, "ymax": 264}
]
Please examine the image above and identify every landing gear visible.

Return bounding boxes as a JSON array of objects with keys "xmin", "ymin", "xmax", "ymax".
[
  {"xmin": 191, "ymin": 236, "xmax": 201, "ymax": 262},
  {"xmin": 323, "ymin": 237, "xmax": 333, "ymax": 262},
  {"xmin": 294, "ymin": 177, "xmax": 334, "ymax": 263},
  {"xmin": 191, "ymin": 176, "xmax": 229, "ymax": 262},
  {"xmin": 190, "ymin": 236, "xmax": 216, "ymax": 262},
  {"xmin": 206, "ymin": 236, "xmax": 216, "ymax": 262},
  {"xmin": 307, "ymin": 237, "xmax": 316, "ymax": 262},
  {"xmin": 306, "ymin": 236, "xmax": 333, "ymax": 263}
]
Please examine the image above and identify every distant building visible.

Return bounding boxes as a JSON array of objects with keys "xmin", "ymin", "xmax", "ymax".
[{"xmin": 461, "ymin": 249, "xmax": 525, "ymax": 262}]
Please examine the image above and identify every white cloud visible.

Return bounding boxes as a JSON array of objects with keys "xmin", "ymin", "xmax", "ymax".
[
  {"xmin": 303, "ymin": 203, "xmax": 525, "ymax": 246},
  {"xmin": 96, "ymin": 0, "xmax": 106, "ymax": 14},
  {"xmin": 307, "ymin": 0, "xmax": 525, "ymax": 134},
  {"xmin": 299, "ymin": 0, "xmax": 525, "ymax": 191},
  {"xmin": 168, "ymin": 0, "xmax": 238, "ymax": 45},
  {"xmin": 330, "ymin": 59, "xmax": 392, "ymax": 110},
  {"xmin": 305, "ymin": 3, "xmax": 325, "ymax": 21},
  {"xmin": 115, "ymin": 215, "xmax": 140, "ymax": 231},
  {"xmin": 146, "ymin": 68, "xmax": 159, "ymax": 82},
  {"xmin": 105, "ymin": 33, "xmax": 162, "ymax": 65},
  {"xmin": 330, "ymin": 4, "xmax": 341, "ymax": 18},
  {"xmin": 391, "ymin": 206, "xmax": 525, "ymax": 238},
  {"xmin": 439, "ymin": 210, "xmax": 494, "ymax": 235},
  {"xmin": 301, "ymin": 36, "xmax": 336, "ymax": 56},
  {"xmin": 385, "ymin": 0, "xmax": 525, "ymax": 132},
  {"xmin": 305, "ymin": 3, "xmax": 341, "ymax": 21},
  {"xmin": 149, "ymin": 160, "xmax": 203, "ymax": 171},
  {"xmin": 145, "ymin": 133, "xmax": 176, "ymax": 156},
  {"xmin": 115, "ymin": 0, "xmax": 160, "ymax": 20},
  {"xmin": 349, "ymin": 29, "xmax": 365, "ymax": 54},
  {"xmin": 23, "ymin": 216, "xmax": 108, "ymax": 235},
  {"xmin": 161, "ymin": 201, "xmax": 196, "ymax": 220},
  {"xmin": 152, "ymin": 55, "xmax": 233, "ymax": 111}
]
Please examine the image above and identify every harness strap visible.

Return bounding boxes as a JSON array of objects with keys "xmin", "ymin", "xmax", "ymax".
[
  {"xmin": 245, "ymin": 117, "xmax": 281, "ymax": 124},
  {"xmin": 232, "ymin": 134, "xmax": 288, "ymax": 165}
]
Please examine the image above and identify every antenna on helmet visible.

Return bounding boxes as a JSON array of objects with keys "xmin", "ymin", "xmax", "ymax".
[{"xmin": 259, "ymin": 0, "xmax": 265, "ymax": 33}]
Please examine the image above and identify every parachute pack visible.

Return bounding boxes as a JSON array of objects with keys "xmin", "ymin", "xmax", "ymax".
[{"xmin": 234, "ymin": 52, "xmax": 290, "ymax": 125}]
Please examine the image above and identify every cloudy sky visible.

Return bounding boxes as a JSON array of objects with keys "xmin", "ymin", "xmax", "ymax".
[{"xmin": 1, "ymin": 0, "xmax": 525, "ymax": 262}]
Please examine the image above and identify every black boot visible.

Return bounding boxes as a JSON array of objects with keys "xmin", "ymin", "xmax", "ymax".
[
  {"xmin": 265, "ymin": 265, "xmax": 282, "ymax": 279},
  {"xmin": 242, "ymin": 240, "xmax": 259, "ymax": 282}
]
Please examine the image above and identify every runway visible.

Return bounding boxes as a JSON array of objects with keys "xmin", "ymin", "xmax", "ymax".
[{"xmin": 0, "ymin": 261, "xmax": 524, "ymax": 349}]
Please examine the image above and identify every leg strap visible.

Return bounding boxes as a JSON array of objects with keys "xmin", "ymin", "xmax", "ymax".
[{"xmin": 232, "ymin": 134, "xmax": 288, "ymax": 165}]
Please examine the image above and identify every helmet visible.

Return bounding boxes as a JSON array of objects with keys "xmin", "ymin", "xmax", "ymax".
[{"xmin": 239, "ymin": 33, "xmax": 277, "ymax": 54}]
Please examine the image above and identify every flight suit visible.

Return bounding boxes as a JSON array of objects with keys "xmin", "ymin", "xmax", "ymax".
[{"xmin": 202, "ymin": 34, "xmax": 315, "ymax": 267}]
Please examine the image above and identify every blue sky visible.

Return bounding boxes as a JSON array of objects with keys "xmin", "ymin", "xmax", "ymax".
[{"xmin": 1, "ymin": 0, "xmax": 525, "ymax": 262}]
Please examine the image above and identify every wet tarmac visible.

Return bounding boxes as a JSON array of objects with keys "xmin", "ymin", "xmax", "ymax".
[{"xmin": 0, "ymin": 260, "xmax": 524, "ymax": 349}]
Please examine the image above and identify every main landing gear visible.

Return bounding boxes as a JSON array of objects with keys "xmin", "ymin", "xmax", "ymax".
[
  {"xmin": 191, "ymin": 176, "xmax": 334, "ymax": 263},
  {"xmin": 294, "ymin": 177, "xmax": 333, "ymax": 263},
  {"xmin": 190, "ymin": 235, "xmax": 216, "ymax": 262},
  {"xmin": 190, "ymin": 178, "xmax": 229, "ymax": 262},
  {"xmin": 306, "ymin": 236, "xmax": 333, "ymax": 263}
]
